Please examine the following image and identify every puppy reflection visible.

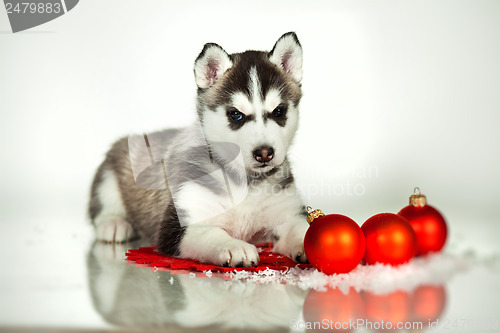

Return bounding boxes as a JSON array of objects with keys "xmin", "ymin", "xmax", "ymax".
[{"xmin": 87, "ymin": 241, "xmax": 307, "ymax": 330}]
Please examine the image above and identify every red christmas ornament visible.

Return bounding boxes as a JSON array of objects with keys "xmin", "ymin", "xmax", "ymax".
[
  {"xmin": 398, "ymin": 188, "xmax": 447, "ymax": 256},
  {"xmin": 304, "ymin": 207, "xmax": 366, "ymax": 274},
  {"xmin": 362, "ymin": 213, "xmax": 417, "ymax": 266}
]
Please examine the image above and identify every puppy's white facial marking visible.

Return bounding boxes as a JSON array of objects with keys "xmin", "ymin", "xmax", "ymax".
[
  {"xmin": 230, "ymin": 66, "xmax": 264, "ymax": 117},
  {"xmin": 249, "ymin": 66, "xmax": 262, "ymax": 106},
  {"xmin": 263, "ymin": 88, "xmax": 282, "ymax": 114},
  {"xmin": 231, "ymin": 92, "xmax": 253, "ymax": 116}
]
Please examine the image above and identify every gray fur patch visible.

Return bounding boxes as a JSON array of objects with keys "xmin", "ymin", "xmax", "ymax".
[{"xmin": 278, "ymin": 173, "xmax": 295, "ymax": 189}]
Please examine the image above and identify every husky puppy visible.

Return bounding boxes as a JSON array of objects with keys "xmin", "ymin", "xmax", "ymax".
[{"xmin": 89, "ymin": 32, "xmax": 309, "ymax": 267}]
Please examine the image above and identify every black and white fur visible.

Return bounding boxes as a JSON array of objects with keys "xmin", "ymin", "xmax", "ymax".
[{"xmin": 89, "ymin": 32, "xmax": 309, "ymax": 267}]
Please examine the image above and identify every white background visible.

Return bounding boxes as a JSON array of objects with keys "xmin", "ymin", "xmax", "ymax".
[
  {"xmin": 1, "ymin": 1, "xmax": 499, "ymax": 252},
  {"xmin": 0, "ymin": 0, "xmax": 499, "ymax": 329}
]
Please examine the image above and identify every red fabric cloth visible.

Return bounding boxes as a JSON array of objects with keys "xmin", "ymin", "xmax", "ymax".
[{"xmin": 126, "ymin": 242, "xmax": 312, "ymax": 273}]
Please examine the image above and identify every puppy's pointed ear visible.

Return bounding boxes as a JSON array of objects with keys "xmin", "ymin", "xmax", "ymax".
[
  {"xmin": 269, "ymin": 32, "xmax": 303, "ymax": 82},
  {"xmin": 194, "ymin": 43, "xmax": 233, "ymax": 89}
]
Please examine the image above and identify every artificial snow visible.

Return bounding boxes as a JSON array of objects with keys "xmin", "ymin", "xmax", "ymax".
[{"xmin": 223, "ymin": 253, "xmax": 469, "ymax": 293}]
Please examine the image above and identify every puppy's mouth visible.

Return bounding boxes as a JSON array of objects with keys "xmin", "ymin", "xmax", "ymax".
[{"xmin": 250, "ymin": 162, "xmax": 276, "ymax": 173}]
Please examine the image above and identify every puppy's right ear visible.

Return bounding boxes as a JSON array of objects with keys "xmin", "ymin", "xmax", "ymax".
[{"xmin": 194, "ymin": 43, "xmax": 233, "ymax": 89}]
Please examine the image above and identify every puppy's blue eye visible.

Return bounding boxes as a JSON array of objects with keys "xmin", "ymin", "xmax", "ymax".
[
  {"xmin": 272, "ymin": 106, "xmax": 286, "ymax": 118},
  {"xmin": 229, "ymin": 110, "xmax": 244, "ymax": 121}
]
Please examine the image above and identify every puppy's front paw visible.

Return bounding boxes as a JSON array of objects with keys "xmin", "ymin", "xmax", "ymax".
[
  {"xmin": 292, "ymin": 244, "xmax": 308, "ymax": 264},
  {"xmin": 215, "ymin": 239, "xmax": 260, "ymax": 268},
  {"xmin": 275, "ymin": 238, "xmax": 308, "ymax": 263},
  {"xmin": 273, "ymin": 222, "xmax": 309, "ymax": 263}
]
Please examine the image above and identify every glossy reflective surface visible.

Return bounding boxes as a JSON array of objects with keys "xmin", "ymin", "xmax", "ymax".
[{"xmin": 1, "ymin": 217, "xmax": 499, "ymax": 332}]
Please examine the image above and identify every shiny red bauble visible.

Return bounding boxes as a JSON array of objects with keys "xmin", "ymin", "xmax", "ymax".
[
  {"xmin": 398, "ymin": 189, "xmax": 447, "ymax": 256},
  {"xmin": 361, "ymin": 213, "xmax": 417, "ymax": 266},
  {"xmin": 398, "ymin": 205, "xmax": 447, "ymax": 256},
  {"xmin": 304, "ymin": 212, "xmax": 366, "ymax": 274}
]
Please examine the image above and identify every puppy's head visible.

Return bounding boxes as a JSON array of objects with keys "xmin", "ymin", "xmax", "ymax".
[{"xmin": 194, "ymin": 32, "xmax": 303, "ymax": 173}]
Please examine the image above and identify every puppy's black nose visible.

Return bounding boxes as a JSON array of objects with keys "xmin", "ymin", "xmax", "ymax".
[{"xmin": 253, "ymin": 146, "xmax": 274, "ymax": 163}]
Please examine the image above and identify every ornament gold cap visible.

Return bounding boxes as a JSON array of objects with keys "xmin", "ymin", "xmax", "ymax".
[
  {"xmin": 409, "ymin": 187, "xmax": 427, "ymax": 207},
  {"xmin": 306, "ymin": 206, "xmax": 325, "ymax": 224}
]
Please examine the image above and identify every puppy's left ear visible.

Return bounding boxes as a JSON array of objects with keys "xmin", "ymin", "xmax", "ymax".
[
  {"xmin": 269, "ymin": 32, "xmax": 303, "ymax": 82},
  {"xmin": 194, "ymin": 43, "xmax": 233, "ymax": 89}
]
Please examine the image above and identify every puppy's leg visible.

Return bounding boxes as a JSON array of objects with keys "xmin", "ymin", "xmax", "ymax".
[
  {"xmin": 89, "ymin": 165, "xmax": 137, "ymax": 243},
  {"xmin": 167, "ymin": 224, "xmax": 260, "ymax": 268},
  {"xmin": 272, "ymin": 215, "xmax": 309, "ymax": 263},
  {"xmin": 156, "ymin": 201, "xmax": 259, "ymax": 267}
]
